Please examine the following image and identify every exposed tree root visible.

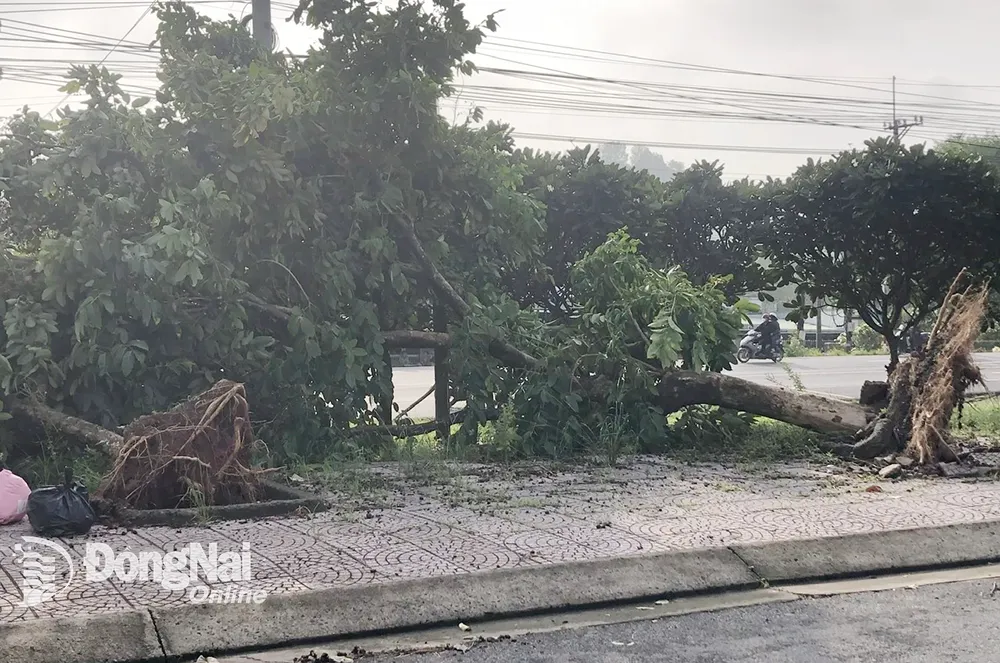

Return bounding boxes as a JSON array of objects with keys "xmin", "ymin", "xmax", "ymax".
[
  {"xmin": 852, "ymin": 271, "xmax": 988, "ymax": 463},
  {"xmin": 94, "ymin": 379, "xmax": 269, "ymax": 510}
]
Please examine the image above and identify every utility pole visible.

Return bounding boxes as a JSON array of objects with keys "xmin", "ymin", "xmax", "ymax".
[
  {"xmin": 884, "ymin": 76, "xmax": 923, "ymax": 142},
  {"xmin": 252, "ymin": 0, "xmax": 272, "ymax": 50},
  {"xmin": 813, "ymin": 298, "xmax": 823, "ymax": 350},
  {"xmin": 844, "ymin": 308, "xmax": 854, "ymax": 352}
]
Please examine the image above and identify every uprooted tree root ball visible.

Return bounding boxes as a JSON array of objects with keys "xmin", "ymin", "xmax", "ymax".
[
  {"xmin": 854, "ymin": 271, "xmax": 988, "ymax": 464},
  {"xmin": 95, "ymin": 380, "xmax": 269, "ymax": 510}
]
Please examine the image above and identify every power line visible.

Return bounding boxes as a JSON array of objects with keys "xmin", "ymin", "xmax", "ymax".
[
  {"xmin": 4, "ymin": 6, "xmax": 1000, "ymax": 160},
  {"xmin": 41, "ymin": 1, "xmax": 157, "ymax": 118},
  {"xmin": 481, "ymin": 36, "xmax": 1000, "ymax": 111},
  {"xmin": 509, "ymin": 132, "xmax": 842, "ymax": 156}
]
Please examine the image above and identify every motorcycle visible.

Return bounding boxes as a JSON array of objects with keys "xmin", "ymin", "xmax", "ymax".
[{"xmin": 737, "ymin": 330, "xmax": 784, "ymax": 363}]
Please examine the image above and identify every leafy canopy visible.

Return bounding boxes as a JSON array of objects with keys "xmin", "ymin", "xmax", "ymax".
[
  {"xmin": 768, "ymin": 136, "xmax": 1000, "ymax": 361},
  {"xmin": 0, "ymin": 0, "xmax": 542, "ymax": 459},
  {"xmin": 0, "ymin": 0, "xmax": 758, "ymax": 463}
]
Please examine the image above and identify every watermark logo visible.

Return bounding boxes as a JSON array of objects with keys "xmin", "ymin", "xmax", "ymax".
[
  {"xmin": 13, "ymin": 538, "xmax": 267, "ymax": 606},
  {"xmin": 14, "ymin": 536, "xmax": 74, "ymax": 607}
]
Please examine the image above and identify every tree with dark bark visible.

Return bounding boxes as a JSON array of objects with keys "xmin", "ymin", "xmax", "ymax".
[
  {"xmin": 502, "ymin": 146, "xmax": 664, "ymax": 318},
  {"xmin": 650, "ymin": 160, "xmax": 772, "ymax": 302},
  {"xmin": 597, "ymin": 143, "xmax": 685, "ymax": 183},
  {"xmin": 767, "ymin": 137, "xmax": 1000, "ymax": 369},
  {"xmin": 504, "ymin": 153, "xmax": 770, "ymax": 318}
]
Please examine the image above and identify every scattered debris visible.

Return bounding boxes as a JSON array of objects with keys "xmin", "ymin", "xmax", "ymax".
[
  {"xmin": 938, "ymin": 463, "xmax": 1000, "ymax": 479},
  {"xmin": 292, "ymin": 652, "xmax": 352, "ymax": 663},
  {"xmin": 878, "ymin": 464, "xmax": 903, "ymax": 479},
  {"xmin": 195, "ymin": 657, "xmax": 219, "ymax": 663},
  {"xmin": 636, "ymin": 606, "xmax": 655, "ymax": 611},
  {"xmin": 459, "ymin": 622, "xmax": 472, "ymax": 632},
  {"xmin": 865, "ymin": 485, "xmax": 883, "ymax": 493},
  {"xmin": 896, "ymin": 455, "xmax": 916, "ymax": 469},
  {"xmin": 654, "ymin": 599, "xmax": 671, "ymax": 605},
  {"xmin": 290, "ymin": 473, "xmax": 305, "ymax": 483},
  {"xmin": 596, "ymin": 521, "xmax": 612, "ymax": 529}
]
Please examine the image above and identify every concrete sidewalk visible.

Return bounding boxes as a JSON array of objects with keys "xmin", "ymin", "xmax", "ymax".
[{"xmin": 2, "ymin": 457, "xmax": 1000, "ymax": 625}]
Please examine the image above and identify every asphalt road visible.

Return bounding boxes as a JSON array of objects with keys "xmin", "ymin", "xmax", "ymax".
[
  {"xmin": 359, "ymin": 578, "xmax": 1000, "ymax": 663},
  {"xmin": 392, "ymin": 353, "xmax": 1000, "ymax": 419}
]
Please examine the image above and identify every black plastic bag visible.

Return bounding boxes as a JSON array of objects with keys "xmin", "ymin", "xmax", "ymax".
[{"xmin": 26, "ymin": 468, "xmax": 97, "ymax": 537}]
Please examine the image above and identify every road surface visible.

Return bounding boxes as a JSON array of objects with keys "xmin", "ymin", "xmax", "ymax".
[
  {"xmin": 353, "ymin": 576, "xmax": 1000, "ymax": 663},
  {"xmin": 392, "ymin": 353, "xmax": 1000, "ymax": 419}
]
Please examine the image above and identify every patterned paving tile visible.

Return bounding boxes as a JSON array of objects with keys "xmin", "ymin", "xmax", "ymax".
[{"xmin": 4, "ymin": 457, "xmax": 1000, "ymax": 623}]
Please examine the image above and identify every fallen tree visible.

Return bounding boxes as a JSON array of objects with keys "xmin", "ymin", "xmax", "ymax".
[
  {"xmin": 0, "ymin": 1, "xmax": 982, "ymax": 470},
  {"xmin": 2, "ymin": 217, "xmax": 977, "ymax": 469}
]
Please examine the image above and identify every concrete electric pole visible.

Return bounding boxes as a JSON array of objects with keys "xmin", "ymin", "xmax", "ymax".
[
  {"xmin": 884, "ymin": 76, "xmax": 922, "ymax": 141},
  {"xmin": 252, "ymin": 0, "xmax": 272, "ymax": 50}
]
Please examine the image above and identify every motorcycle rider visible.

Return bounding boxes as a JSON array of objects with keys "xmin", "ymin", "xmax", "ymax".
[{"xmin": 754, "ymin": 313, "xmax": 781, "ymax": 358}]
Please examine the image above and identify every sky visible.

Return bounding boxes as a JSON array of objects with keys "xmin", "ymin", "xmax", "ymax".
[{"xmin": 3, "ymin": 0, "xmax": 1000, "ymax": 180}]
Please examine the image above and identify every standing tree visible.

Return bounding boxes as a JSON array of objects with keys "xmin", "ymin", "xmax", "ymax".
[
  {"xmin": 649, "ymin": 160, "xmax": 772, "ymax": 301},
  {"xmin": 598, "ymin": 142, "xmax": 685, "ymax": 183},
  {"xmin": 936, "ymin": 133, "xmax": 1000, "ymax": 168},
  {"xmin": 768, "ymin": 137, "xmax": 1000, "ymax": 369},
  {"xmin": 503, "ymin": 146, "xmax": 665, "ymax": 318},
  {"xmin": 629, "ymin": 145, "xmax": 685, "ymax": 183}
]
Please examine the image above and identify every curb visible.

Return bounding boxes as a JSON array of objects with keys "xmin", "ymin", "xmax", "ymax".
[
  {"xmin": 110, "ymin": 480, "xmax": 329, "ymax": 528},
  {"xmin": 4, "ymin": 519, "xmax": 1000, "ymax": 662}
]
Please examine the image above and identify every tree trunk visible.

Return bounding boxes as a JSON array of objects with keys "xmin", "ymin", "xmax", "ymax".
[
  {"xmin": 887, "ymin": 336, "xmax": 901, "ymax": 374},
  {"xmin": 6, "ymin": 398, "xmax": 124, "ymax": 455},
  {"xmin": 656, "ymin": 371, "xmax": 867, "ymax": 436}
]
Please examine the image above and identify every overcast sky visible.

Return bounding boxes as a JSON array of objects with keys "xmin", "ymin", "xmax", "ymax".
[{"xmin": 3, "ymin": 0, "xmax": 1000, "ymax": 180}]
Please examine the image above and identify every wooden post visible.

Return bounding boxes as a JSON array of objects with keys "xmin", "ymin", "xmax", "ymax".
[
  {"xmin": 379, "ymin": 347, "xmax": 394, "ymax": 426},
  {"xmin": 433, "ymin": 299, "xmax": 450, "ymax": 443},
  {"xmin": 378, "ymin": 274, "xmax": 394, "ymax": 427}
]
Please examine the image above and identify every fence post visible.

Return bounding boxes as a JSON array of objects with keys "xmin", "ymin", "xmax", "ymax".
[
  {"xmin": 433, "ymin": 299, "xmax": 450, "ymax": 443},
  {"xmin": 379, "ymin": 347, "xmax": 394, "ymax": 426},
  {"xmin": 378, "ymin": 273, "xmax": 394, "ymax": 427}
]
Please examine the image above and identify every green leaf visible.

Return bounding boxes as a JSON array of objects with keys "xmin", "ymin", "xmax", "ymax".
[
  {"xmin": 121, "ymin": 350, "xmax": 135, "ymax": 378},
  {"xmin": 158, "ymin": 199, "xmax": 174, "ymax": 223},
  {"xmin": 131, "ymin": 96, "xmax": 151, "ymax": 108},
  {"xmin": 298, "ymin": 316, "xmax": 316, "ymax": 338},
  {"xmin": 59, "ymin": 79, "xmax": 82, "ymax": 94}
]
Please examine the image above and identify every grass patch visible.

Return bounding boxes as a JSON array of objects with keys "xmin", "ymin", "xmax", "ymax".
[
  {"xmin": 666, "ymin": 406, "xmax": 825, "ymax": 465},
  {"xmin": 735, "ymin": 419, "xmax": 828, "ymax": 464},
  {"xmin": 955, "ymin": 398, "xmax": 1000, "ymax": 443},
  {"xmin": 0, "ymin": 430, "xmax": 110, "ymax": 493}
]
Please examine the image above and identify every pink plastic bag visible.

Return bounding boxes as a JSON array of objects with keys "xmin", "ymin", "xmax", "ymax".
[{"xmin": 0, "ymin": 468, "xmax": 31, "ymax": 525}]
